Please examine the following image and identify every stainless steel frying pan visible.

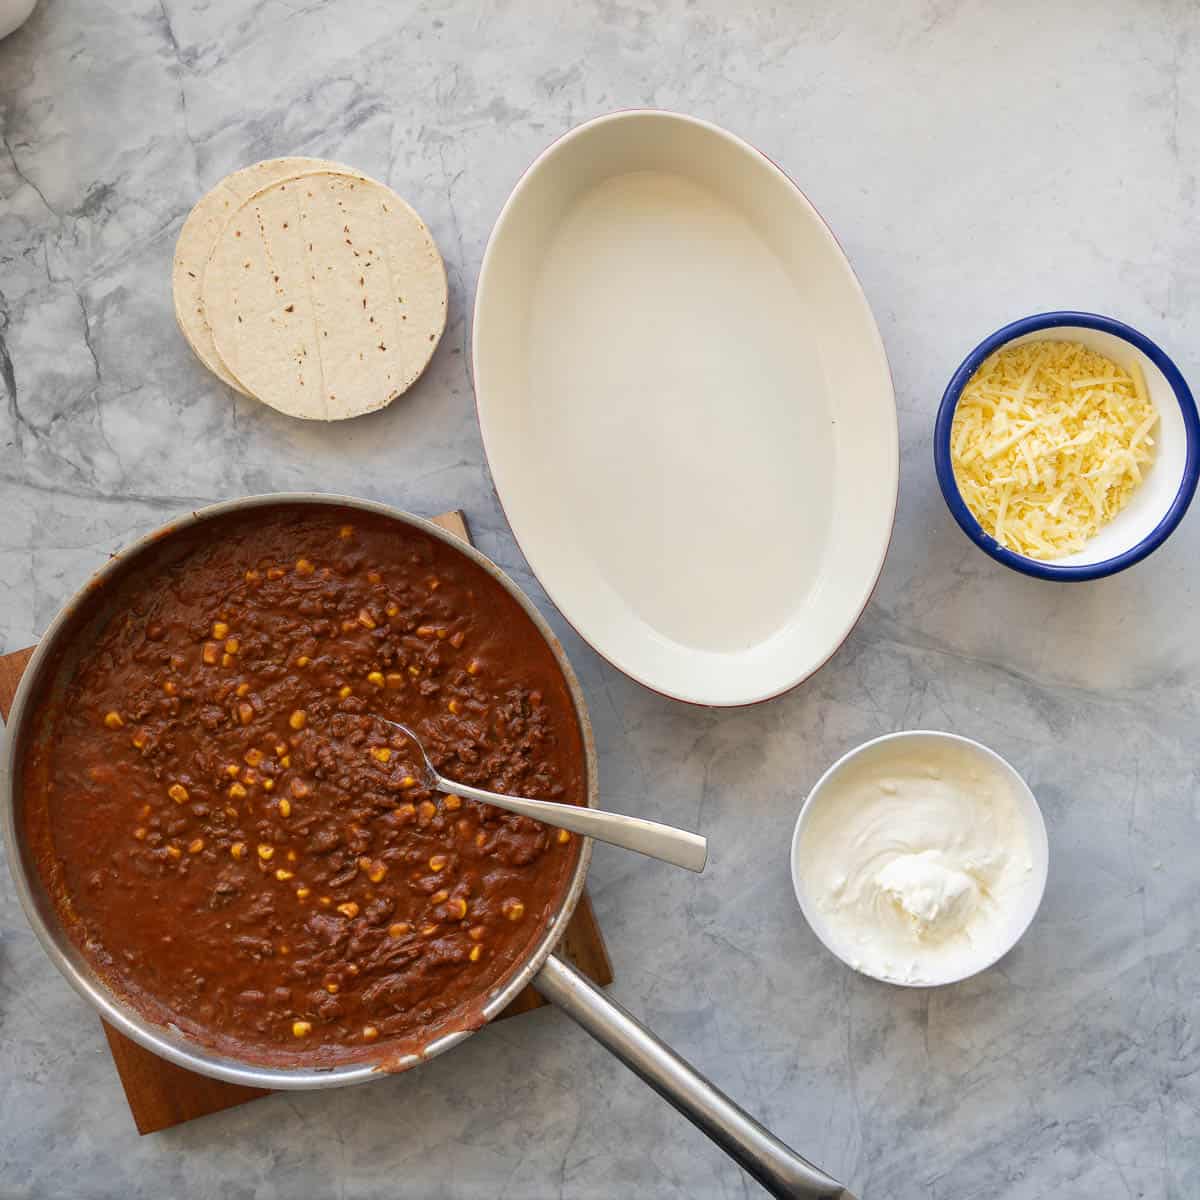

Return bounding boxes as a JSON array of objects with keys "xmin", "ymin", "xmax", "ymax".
[{"xmin": 0, "ymin": 494, "xmax": 854, "ymax": 1200}]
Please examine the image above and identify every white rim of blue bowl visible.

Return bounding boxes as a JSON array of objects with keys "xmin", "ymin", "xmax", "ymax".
[{"xmin": 934, "ymin": 310, "xmax": 1200, "ymax": 581}]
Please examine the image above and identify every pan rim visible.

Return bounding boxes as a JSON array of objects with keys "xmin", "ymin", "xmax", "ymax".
[{"xmin": 0, "ymin": 491, "xmax": 597, "ymax": 1090}]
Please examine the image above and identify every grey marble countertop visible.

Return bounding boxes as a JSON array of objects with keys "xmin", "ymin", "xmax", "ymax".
[{"xmin": 3, "ymin": 1, "xmax": 1200, "ymax": 1196}]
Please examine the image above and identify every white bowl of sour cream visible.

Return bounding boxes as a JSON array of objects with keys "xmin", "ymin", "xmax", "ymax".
[{"xmin": 791, "ymin": 731, "xmax": 1048, "ymax": 987}]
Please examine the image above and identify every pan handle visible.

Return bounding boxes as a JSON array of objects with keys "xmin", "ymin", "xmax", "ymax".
[{"xmin": 534, "ymin": 953, "xmax": 856, "ymax": 1200}]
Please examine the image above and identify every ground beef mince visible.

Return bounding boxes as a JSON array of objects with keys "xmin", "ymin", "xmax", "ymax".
[{"xmin": 22, "ymin": 505, "xmax": 585, "ymax": 1066}]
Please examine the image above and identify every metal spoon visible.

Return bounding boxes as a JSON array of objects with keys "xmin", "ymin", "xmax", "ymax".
[{"xmin": 376, "ymin": 718, "xmax": 708, "ymax": 873}]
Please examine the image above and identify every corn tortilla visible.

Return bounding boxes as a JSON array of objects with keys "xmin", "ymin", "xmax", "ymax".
[{"xmin": 202, "ymin": 172, "xmax": 447, "ymax": 420}]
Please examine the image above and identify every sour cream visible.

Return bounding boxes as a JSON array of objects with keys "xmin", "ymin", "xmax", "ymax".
[{"xmin": 792, "ymin": 732, "xmax": 1046, "ymax": 986}]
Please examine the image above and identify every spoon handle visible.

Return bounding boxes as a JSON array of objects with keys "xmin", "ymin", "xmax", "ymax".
[{"xmin": 434, "ymin": 776, "xmax": 708, "ymax": 873}]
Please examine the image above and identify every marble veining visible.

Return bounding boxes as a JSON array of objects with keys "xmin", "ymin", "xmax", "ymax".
[{"xmin": 3, "ymin": 1, "xmax": 1200, "ymax": 1196}]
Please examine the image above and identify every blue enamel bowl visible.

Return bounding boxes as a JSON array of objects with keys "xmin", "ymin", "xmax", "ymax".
[{"xmin": 934, "ymin": 311, "xmax": 1200, "ymax": 581}]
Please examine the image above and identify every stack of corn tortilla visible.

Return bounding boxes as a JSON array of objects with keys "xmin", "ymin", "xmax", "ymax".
[{"xmin": 173, "ymin": 157, "xmax": 447, "ymax": 421}]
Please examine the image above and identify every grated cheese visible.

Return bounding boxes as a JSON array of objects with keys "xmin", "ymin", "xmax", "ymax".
[{"xmin": 950, "ymin": 339, "xmax": 1158, "ymax": 560}]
